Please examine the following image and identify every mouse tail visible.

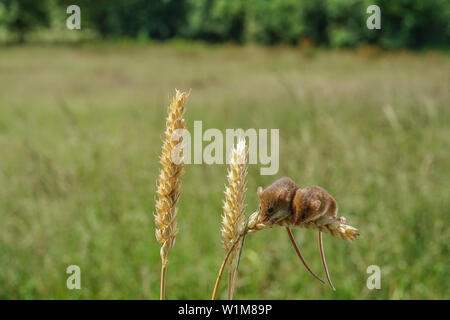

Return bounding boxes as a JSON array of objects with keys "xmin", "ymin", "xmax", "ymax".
[
  {"xmin": 285, "ymin": 227, "xmax": 325, "ymax": 284},
  {"xmin": 319, "ymin": 231, "xmax": 336, "ymax": 290}
]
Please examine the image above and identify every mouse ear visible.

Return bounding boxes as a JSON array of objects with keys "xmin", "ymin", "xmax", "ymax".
[{"xmin": 257, "ymin": 186, "xmax": 263, "ymax": 197}]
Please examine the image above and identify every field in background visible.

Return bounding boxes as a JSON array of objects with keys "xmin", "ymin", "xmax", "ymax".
[{"xmin": 0, "ymin": 44, "xmax": 449, "ymax": 299}]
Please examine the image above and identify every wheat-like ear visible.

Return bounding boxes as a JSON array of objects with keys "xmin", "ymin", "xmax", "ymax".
[
  {"xmin": 154, "ymin": 89, "xmax": 189, "ymax": 300},
  {"xmin": 221, "ymin": 138, "xmax": 247, "ymax": 300},
  {"xmin": 211, "ymin": 138, "xmax": 248, "ymax": 300},
  {"xmin": 246, "ymin": 211, "xmax": 360, "ymax": 241}
]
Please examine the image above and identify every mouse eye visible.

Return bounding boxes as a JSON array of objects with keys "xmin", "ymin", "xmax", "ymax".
[{"xmin": 268, "ymin": 207, "xmax": 274, "ymax": 214}]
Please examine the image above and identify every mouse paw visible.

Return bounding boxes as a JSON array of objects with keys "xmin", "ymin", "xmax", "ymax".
[{"xmin": 338, "ymin": 216, "xmax": 346, "ymax": 224}]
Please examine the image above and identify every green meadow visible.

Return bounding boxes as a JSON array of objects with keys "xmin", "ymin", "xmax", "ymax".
[{"xmin": 0, "ymin": 44, "xmax": 449, "ymax": 299}]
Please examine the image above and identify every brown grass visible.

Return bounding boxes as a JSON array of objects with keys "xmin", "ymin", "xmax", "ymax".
[{"xmin": 154, "ymin": 89, "xmax": 189, "ymax": 299}]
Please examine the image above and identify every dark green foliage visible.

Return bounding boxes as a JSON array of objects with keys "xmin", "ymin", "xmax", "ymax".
[
  {"xmin": 66, "ymin": 0, "xmax": 188, "ymax": 39},
  {"xmin": 376, "ymin": 0, "xmax": 450, "ymax": 49},
  {"xmin": 0, "ymin": 0, "xmax": 449, "ymax": 48},
  {"xmin": 0, "ymin": 0, "xmax": 51, "ymax": 42},
  {"xmin": 184, "ymin": 0, "xmax": 246, "ymax": 43}
]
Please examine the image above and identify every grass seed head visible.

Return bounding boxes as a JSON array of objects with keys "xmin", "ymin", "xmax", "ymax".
[
  {"xmin": 155, "ymin": 89, "xmax": 189, "ymax": 266},
  {"xmin": 246, "ymin": 211, "xmax": 359, "ymax": 241},
  {"xmin": 221, "ymin": 138, "xmax": 248, "ymax": 266}
]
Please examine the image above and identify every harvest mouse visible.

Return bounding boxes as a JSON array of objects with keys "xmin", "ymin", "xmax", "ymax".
[
  {"xmin": 257, "ymin": 177, "xmax": 348, "ymax": 291},
  {"xmin": 257, "ymin": 177, "xmax": 338, "ymax": 226}
]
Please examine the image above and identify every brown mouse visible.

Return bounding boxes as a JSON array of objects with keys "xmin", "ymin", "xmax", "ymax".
[
  {"xmin": 257, "ymin": 177, "xmax": 338, "ymax": 226},
  {"xmin": 257, "ymin": 177, "xmax": 342, "ymax": 290}
]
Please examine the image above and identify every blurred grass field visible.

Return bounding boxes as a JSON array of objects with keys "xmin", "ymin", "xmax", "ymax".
[{"xmin": 0, "ymin": 43, "xmax": 449, "ymax": 299}]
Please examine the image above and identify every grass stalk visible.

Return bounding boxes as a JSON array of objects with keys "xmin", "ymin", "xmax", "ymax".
[
  {"xmin": 154, "ymin": 89, "xmax": 189, "ymax": 300},
  {"xmin": 220, "ymin": 138, "xmax": 247, "ymax": 299},
  {"xmin": 212, "ymin": 235, "xmax": 242, "ymax": 300}
]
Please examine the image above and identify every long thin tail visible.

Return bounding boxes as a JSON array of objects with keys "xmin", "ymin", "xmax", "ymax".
[
  {"xmin": 318, "ymin": 231, "xmax": 335, "ymax": 290},
  {"xmin": 285, "ymin": 227, "xmax": 325, "ymax": 284}
]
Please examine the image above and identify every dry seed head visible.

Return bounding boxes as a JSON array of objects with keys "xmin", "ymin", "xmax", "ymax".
[
  {"xmin": 246, "ymin": 211, "xmax": 359, "ymax": 241},
  {"xmin": 155, "ymin": 89, "xmax": 188, "ymax": 266},
  {"xmin": 221, "ymin": 138, "xmax": 248, "ymax": 266}
]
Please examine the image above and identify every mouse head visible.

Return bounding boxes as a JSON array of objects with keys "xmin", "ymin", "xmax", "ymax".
[{"xmin": 257, "ymin": 184, "xmax": 294, "ymax": 225}]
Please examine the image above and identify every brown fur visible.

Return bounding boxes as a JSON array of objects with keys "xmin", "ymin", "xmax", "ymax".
[
  {"xmin": 257, "ymin": 178, "xmax": 338, "ymax": 225},
  {"xmin": 257, "ymin": 177, "xmax": 297, "ymax": 224},
  {"xmin": 291, "ymin": 186, "xmax": 337, "ymax": 225}
]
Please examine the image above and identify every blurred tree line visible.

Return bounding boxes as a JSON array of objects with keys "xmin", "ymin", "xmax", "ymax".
[{"xmin": 0, "ymin": 0, "xmax": 448, "ymax": 48}]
